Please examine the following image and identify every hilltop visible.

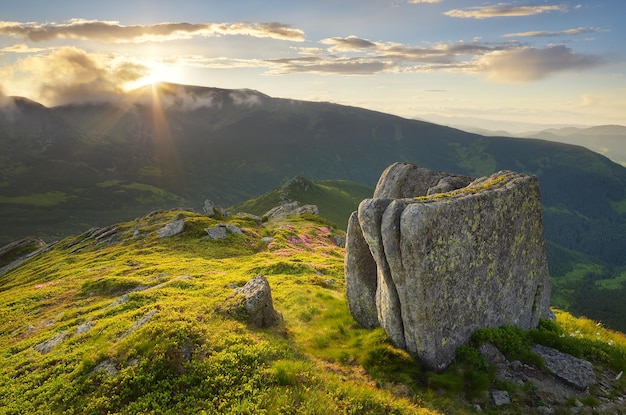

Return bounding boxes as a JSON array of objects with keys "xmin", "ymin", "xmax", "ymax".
[
  {"xmin": 1, "ymin": 82, "xmax": 625, "ymax": 331},
  {"xmin": 1, "ymin": 209, "xmax": 625, "ymax": 414}
]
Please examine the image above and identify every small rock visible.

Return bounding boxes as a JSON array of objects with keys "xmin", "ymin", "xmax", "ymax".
[
  {"xmin": 264, "ymin": 201, "xmax": 318, "ymax": 220},
  {"xmin": 205, "ymin": 226, "xmax": 228, "ymax": 240},
  {"xmin": 34, "ymin": 330, "xmax": 68, "ymax": 354},
  {"xmin": 203, "ymin": 200, "xmax": 226, "ymax": 217},
  {"xmin": 120, "ymin": 310, "xmax": 157, "ymax": 339},
  {"xmin": 75, "ymin": 321, "xmax": 95, "ymax": 335},
  {"xmin": 157, "ymin": 218, "xmax": 185, "ymax": 238},
  {"xmin": 536, "ymin": 406, "xmax": 554, "ymax": 414},
  {"xmin": 261, "ymin": 237, "xmax": 274, "ymax": 244},
  {"xmin": 93, "ymin": 359, "xmax": 118, "ymax": 377},
  {"xmin": 332, "ymin": 235, "xmax": 346, "ymax": 247},
  {"xmin": 532, "ymin": 344, "xmax": 596, "ymax": 391},
  {"xmin": 234, "ymin": 275, "xmax": 281, "ymax": 327},
  {"xmin": 492, "ymin": 390, "xmax": 510, "ymax": 406},
  {"xmin": 480, "ymin": 342, "xmax": 507, "ymax": 365},
  {"xmin": 224, "ymin": 224, "xmax": 243, "ymax": 235}
]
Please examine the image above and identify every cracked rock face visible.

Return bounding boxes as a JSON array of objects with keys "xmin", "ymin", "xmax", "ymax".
[{"xmin": 345, "ymin": 162, "xmax": 552, "ymax": 371}]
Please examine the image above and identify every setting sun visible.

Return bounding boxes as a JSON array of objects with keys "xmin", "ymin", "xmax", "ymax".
[{"xmin": 124, "ymin": 61, "xmax": 179, "ymax": 91}]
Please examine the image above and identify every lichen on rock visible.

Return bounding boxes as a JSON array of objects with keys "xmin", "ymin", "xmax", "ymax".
[{"xmin": 345, "ymin": 162, "xmax": 552, "ymax": 371}]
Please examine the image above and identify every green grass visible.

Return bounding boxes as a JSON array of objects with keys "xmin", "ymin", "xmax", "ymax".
[
  {"xmin": 596, "ymin": 269, "xmax": 626, "ymax": 290},
  {"xmin": 0, "ymin": 191, "xmax": 69, "ymax": 206},
  {"xmin": 1, "ymin": 210, "xmax": 625, "ymax": 414},
  {"xmin": 229, "ymin": 177, "xmax": 372, "ymax": 230}
]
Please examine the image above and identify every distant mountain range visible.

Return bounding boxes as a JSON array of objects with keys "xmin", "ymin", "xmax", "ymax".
[
  {"xmin": 1, "ymin": 82, "xmax": 625, "ymax": 329},
  {"xmin": 421, "ymin": 115, "xmax": 626, "ymax": 167}
]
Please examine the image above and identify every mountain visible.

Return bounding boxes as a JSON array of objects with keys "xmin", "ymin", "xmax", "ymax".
[
  {"xmin": 452, "ymin": 122, "xmax": 626, "ymax": 168},
  {"xmin": 521, "ymin": 125, "xmax": 626, "ymax": 167},
  {"xmin": 1, "ymin": 210, "xmax": 625, "ymax": 414},
  {"xmin": 1, "ymin": 82, "xmax": 626, "ymax": 329}
]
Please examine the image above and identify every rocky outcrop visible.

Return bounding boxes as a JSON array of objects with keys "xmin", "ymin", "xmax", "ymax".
[
  {"xmin": 157, "ymin": 218, "xmax": 185, "ymax": 238},
  {"xmin": 203, "ymin": 200, "xmax": 226, "ymax": 217},
  {"xmin": 264, "ymin": 201, "xmax": 318, "ymax": 220},
  {"xmin": 0, "ymin": 237, "xmax": 50, "ymax": 276},
  {"xmin": 204, "ymin": 224, "xmax": 243, "ymax": 240},
  {"xmin": 345, "ymin": 162, "xmax": 552, "ymax": 371}
]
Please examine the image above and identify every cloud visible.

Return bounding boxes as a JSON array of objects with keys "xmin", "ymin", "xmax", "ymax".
[
  {"xmin": 477, "ymin": 45, "xmax": 602, "ymax": 82},
  {"xmin": 407, "ymin": 0, "xmax": 442, "ymax": 3},
  {"xmin": 1, "ymin": 43, "xmax": 47, "ymax": 53},
  {"xmin": 503, "ymin": 27, "xmax": 602, "ymax": 38},
  {"xmin": 0, "ymin": 19, "xmax": 305, "ymax": 43},
  {"xmin": 321, "ymin": 35, "xmax": 377, "ymax": 52},
  {"xmin": 267, "ymin": 56, "xmax": 392, "ymax": 75},
  {"xmin": 444, "ymin": 3, "xmax": 568, "ymax": 19},
  {"xmin": 264, "ymin": 36, "xmax": 603, "ymax": 82},
  {"xmin": 0, "ymin": 83, "xmax": 19, "ymax": 119},
  {"xmin": 16, "ymin": 46, "xmax": 149, "ymax": 105}
]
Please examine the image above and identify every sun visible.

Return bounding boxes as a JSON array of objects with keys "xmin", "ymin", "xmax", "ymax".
[{"xmin": 124, "ymin": 63, "xmax": 178, "ymax": 91}]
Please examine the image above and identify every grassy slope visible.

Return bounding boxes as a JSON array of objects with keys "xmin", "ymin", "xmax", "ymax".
[
  {"xmin": 229, "ymin": 177, "xmax": 373, "ymax": 230},
  {"xmin": 1, "ymin": 211, "xmax": 625, "ymax": 414}
]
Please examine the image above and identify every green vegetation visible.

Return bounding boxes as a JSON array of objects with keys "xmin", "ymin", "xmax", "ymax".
[
  {"xmin": 1, "ymin": 211, "xmax": 625, "ymax": 414},
  {"xmin": 0, "ymin": 191, "xmax": 69, "ymax": 206},
  {"xmin": 229, "ymin": 177, "xmax": 373, "ymax": 230},
  {"xmin": 414, "ymin": 173, "xmax": 507, "ymax": 202}
]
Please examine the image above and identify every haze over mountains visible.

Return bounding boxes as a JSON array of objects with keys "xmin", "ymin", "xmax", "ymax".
[
  {"xmin": 419, "ymin": 114, "xmax": 626, "ymax": 167},
  {"xmin": 1, "ymin": 82, "xmax": 626, "ymax": 329}
]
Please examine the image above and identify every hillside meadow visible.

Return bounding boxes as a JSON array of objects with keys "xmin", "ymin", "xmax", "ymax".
[{"xmin": 1, "ymin": 210, "xmax": 625, "ymax": 414}]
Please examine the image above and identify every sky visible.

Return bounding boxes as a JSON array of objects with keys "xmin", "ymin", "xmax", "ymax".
[{"xmin": 1, "ymin": 0, "xmax": 625, "ymax": 129}]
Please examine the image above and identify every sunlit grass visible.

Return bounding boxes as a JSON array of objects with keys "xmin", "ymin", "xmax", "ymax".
[{"xmin": 1, "ymin": 209, "xmax": 624, "ymax": 414}]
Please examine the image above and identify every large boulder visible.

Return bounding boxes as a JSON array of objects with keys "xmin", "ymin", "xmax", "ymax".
[{"xmin": 345, "ymin": 162, "xmax": 552, "ymax": 371}]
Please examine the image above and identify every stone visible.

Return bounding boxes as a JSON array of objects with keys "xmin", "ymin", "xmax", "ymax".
[
  {"xmin": 492, "ymin": 390, "xmax": 511, "ymax": 406},
  {"xmin": 120, "ymin": 310, "xmax": 158, "ymax": 339},
  {"xmin": 372, "ymin": 162, "xmax": 473, "ymax": 199},
  {"xmin": 203, "ymin": 199, "xmax": 226, "ymax": 217},
  {"xmin": 345, "ymin": 163, "xmax": 552, "ymax": 371},
  {"xmin": 34, "ymin": 330, "xmax": 68, "ymax": 354},
  {"xmin": 0, "ymin": 237, "xmax": 50, "ymax": 276},
  {"xmin": 532, "ymin": 344, "xmax": 596, "ymax": 391},
  {"xmin": 224, "ymin": 224, "xmax": 243, "ymax": 235},
  {"xmin": 157, "ymin": 218, "xmax": 184, "ymax": 238},
  {"xmin": 93, "ymin": 359, "xmax": 119, "ymax": 377},
  {"xmin": 480, "ymin": 342, "xmax": 507, "ymax": 365},
  {"xmin": 204, "ymin": 224, "xmax": 243, "ymax": 240},
  {"xmin": 234, "ymin": 275, "xmax": 281, "ymax": 328},
  {"xmin": 0, "ymin": 237, "xmax": 46, "ymax": 264},
  {"xmin": 264, "ymin": 201, "xmax": 319, "ymax": 220},
  {"xmin": 75, "ymin": 321, "xmax": 95, "ymax": 335},
  {"xmin": 344, "ymin": 211, "xmax": 379, "ymax": 329},
  {"xmin": 205, "ymin": 226, "xmax": 228, "ymax": 240}
]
